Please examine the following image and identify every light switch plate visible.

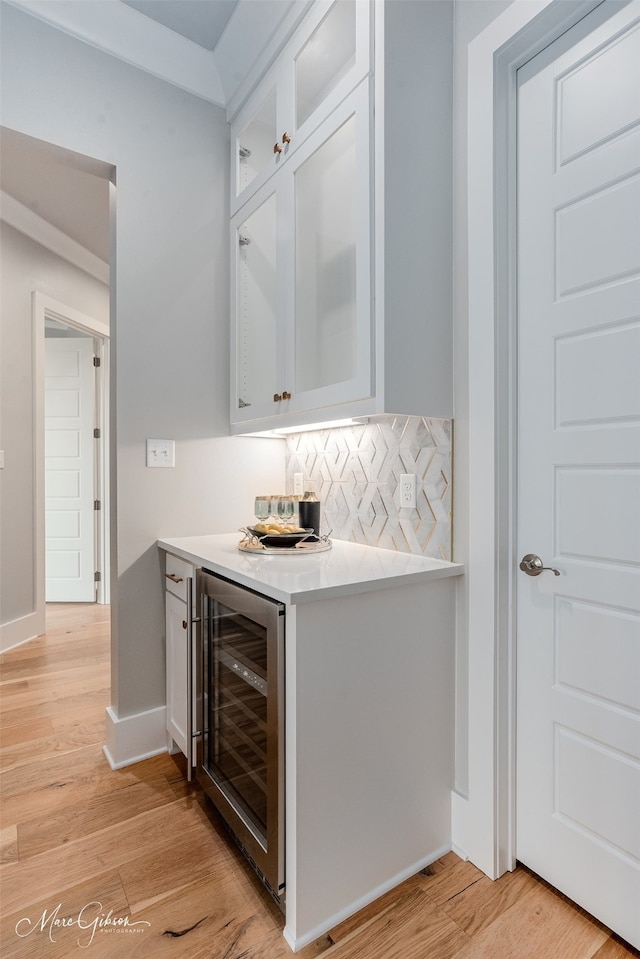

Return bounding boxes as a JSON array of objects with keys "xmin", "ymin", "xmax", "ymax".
[{"xmin": 146, "ymin": 439, "xmax": 175, "ymax": 468}]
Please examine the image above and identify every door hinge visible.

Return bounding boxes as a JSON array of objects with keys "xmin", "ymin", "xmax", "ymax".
[
  {"xmin": 93, "ymin": 356, "xmax": 101, "ymax": 367},
  {"xmin": 93, "ymin": 427, "xmax": 100, "ymax": 439},
  {"xmin": 94, "ymin": 500, "xmax": 101, "ymax": 511},
  {"xmin": 94, "ymin": 571, "xmax": 101, "ymax": 583}
]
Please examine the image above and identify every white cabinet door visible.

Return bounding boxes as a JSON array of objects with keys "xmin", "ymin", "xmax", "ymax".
[
  {"xmin": 166, "ymin": 589, "xmax": 189, "ymax": 758},
  {"xmin": 230, "ymin": 0, "xmax": 370, "ymax": 217},
  {"xmin": 231, "ymin": 81, "xmax": 372, "ymax": 430},
  {"xmin": 516, "ymin": 2, "xmax": 640, "ymax": 948}
]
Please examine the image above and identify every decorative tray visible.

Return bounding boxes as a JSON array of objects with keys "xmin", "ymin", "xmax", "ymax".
[{"xmin": 238, "ymin": 529, "xmax": 332, "ymax": 555}]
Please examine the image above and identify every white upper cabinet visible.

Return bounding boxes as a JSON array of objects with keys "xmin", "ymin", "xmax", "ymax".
[
  {"xmin": 229, "ymin": 0, "xmax": 454, "ymax": 433},
  {"xmin": 232, "ymin": 82, "xmax": 371, "ymax": 425},
  {"xmin": 230, "ymin": 0, "xmax": 370, "ymax": 217}
]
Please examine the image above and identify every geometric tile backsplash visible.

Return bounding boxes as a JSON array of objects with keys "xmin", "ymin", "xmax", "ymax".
[{"xmin": 285, "ymin": 414, "xmax": 452, "ymax": 560}]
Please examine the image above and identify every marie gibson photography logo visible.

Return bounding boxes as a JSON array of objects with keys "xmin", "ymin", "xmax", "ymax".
[{"xmin": 15, "ymin": 901, "xmax": 151, "ymax": 948}]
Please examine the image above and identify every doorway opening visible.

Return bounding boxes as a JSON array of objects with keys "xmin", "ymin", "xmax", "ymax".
[{"xmin": 1, "ymin": 127, "xmax": 113, "ymax": 651}]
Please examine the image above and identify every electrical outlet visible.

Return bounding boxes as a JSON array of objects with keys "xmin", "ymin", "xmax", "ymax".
[
  {"xmin": 146, "ymin": 439, "xmax": 175, "ymax": 467},
  {"xmin": 400, "ymin": 473, "xmax": 417, "ymax": 508},
  {"xmin": 293, "ymin": 472, "xmax": 304, "ymax": 495}
]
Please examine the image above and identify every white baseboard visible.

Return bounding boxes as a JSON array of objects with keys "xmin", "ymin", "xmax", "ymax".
[
  {"xmin": 0, "ymin": 611, "xmax": 45, "ymax": 654},
  {"xmin": 451, "ymin": 841, "xmax": 470, "ymax": 862},
  {"xmin": 103, "ymin": 705, "xmax": 168, "ymax": 769},
  {"xmin": 283, "ymin": 842, "xmax": 451, "ymax": 952}
]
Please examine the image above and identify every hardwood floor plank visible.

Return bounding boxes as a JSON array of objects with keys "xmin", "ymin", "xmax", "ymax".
[
  {"xmin": 421, "ymin": 852, "xmax": 486, "ymax": 905},
  {"xmin": 16, "ymin": 775, "xmax": 179, "ymax": 860},
  {"xmin": 0, "ymin": 686, "xmax": 111, "ymax": 728},
  {"xmin": 0, "ymin": 824, "xmax": 18, "ymax": 865},
  {"xmin": 45, "ymin": 603, "xmax": 110, "ymax": 630},
  {"xmin": 592, "ymin": 938, "xmax": 640, "ymax": 959},
  {"xmin": 326, "ymin": 871, "xmax": 426, "ymax": 943},
  {"xmin": 0, "ymin": 869, "xmax": 129, "ymax": 959},
  {"xmin": 317, "ymin": 887, "xmax": 471, "ymax": 959},
  {"xmin": 1, "ymin": 743, "xmax": 129, "ymax": 827},
  {"xmin": 0, "ymin": 716, "xmax": 53, "ymax": 749},
  {"xmin": 440, "ymin": 867, "xmax": 540, "ymax": 937},
  {"xmin": 451, "ymin": 878, "xmax": 609, "ymax": 959},
  {"xmin": 0, "ymin": 797, "xmax": 233, "ymax": 916},
  {"xmin": 0, "ymin": 716, "xmax": 105, "ymax": 770}
]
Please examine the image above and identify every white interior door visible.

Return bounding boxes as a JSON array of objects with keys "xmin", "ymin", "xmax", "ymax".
[
  {"xmin": 45, "ymin": 336, "xmax": 96, "ymax": 602},
  {"xmin": 516, "ymin": 1, "xmax": 640, "ymax": 949}
]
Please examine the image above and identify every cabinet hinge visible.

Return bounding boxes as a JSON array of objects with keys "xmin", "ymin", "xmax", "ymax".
[
  {"xmin": 93, "ymin": 356, "xmax": 101, "ymax": 367},
  {"xmin": 94, "ymin": 500, "xmax": 101, "ymax": 511},
  {"xmin": 94, "ymin": 571, "xmax": 101, "ymax": 583},
  {"xmin": 239, "ymin": 145, "xmax": 251, "ymax": 158},
  {"xmin": 238, "ymin": 398, "xmax": 251, "ymax": 408},
  {"xmin": 93, "ymin": 427, "xmax": 100, "ymax": 439}
]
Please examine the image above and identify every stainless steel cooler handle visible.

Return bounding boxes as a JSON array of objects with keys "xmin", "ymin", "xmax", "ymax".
[{"xmin": 186, "ymin": 577, "xmax": 202, "ymax": 782}]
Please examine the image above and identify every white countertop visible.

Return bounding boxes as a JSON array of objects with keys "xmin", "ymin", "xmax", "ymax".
[{"xmin": 158, "ymin": 533, "xmax": 463, "ymax": 605}]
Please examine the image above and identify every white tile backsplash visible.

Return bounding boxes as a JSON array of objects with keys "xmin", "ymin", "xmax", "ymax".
[{"xmin": 285, "ymin": 415, "xmax": 452, "ymax": 559}]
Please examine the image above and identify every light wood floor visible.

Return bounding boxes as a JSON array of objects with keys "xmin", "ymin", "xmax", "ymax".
[{"xmin": 1, "ymin": 604, "xmax": 637, "ymax": 959}]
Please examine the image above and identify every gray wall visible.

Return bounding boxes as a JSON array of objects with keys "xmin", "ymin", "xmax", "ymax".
[
  {"xmin": 0, "ymin": 2, "xmax": 284, "ymax": 716},
  {"xmin": 0, "ymin": 222, "xmax": 109, "ymax": 631}
]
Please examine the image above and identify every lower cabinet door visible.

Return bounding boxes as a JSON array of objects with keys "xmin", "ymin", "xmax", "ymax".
[{"xmin": 166, "ymin": 590, "xmax": 189, "ymax": 758}]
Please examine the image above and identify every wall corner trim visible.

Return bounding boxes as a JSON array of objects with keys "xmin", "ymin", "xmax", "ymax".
[{"xmin": 103, "ymin": 704, "xmax": 167, "ymax": 769}]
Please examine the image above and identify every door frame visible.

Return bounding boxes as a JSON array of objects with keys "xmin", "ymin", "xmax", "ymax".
[
  {"xmin": 34, "ymin": 292, "xmax": 110, "ymax": 612},
  {"xmin": 459, "ymin": 0, "xmax": 627, "ymax": 880}
]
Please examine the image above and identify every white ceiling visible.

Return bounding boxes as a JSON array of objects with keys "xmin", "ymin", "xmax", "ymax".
[
  {"xmin": 0, "ymin": 0, "xmax": 306, "ymax": 267},
  {"xmin": 121, "ymin": 0, "xmax": 239, "ymax": 52}
]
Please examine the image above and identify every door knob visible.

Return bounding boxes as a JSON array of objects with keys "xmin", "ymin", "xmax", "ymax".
[{"xmin": 519, "ymin": 553, "xmax": 560, "ymax": 577}]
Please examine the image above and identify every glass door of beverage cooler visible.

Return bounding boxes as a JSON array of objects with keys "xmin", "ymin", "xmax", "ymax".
[{"xmin": 196, "ymin": 571, "xmax": 285, "ymax": 903}]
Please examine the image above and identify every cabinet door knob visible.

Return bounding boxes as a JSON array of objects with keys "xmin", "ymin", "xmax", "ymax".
[
  {"xmin": 282, "ymin": 132, "xmax": 291, "ymax": 144},
  {"xmin": 274, "ymin": 393, "xmax": 282, "ymax": 402},
  {"xmin": 182, "ymin": 620, "xmax": 188, "ymax": 630},
  {"xmin": 282, "ymin": 390, "xmax": 292, "ymax": 400},
  {"xmin": 273, "ymin": 142, "xmax": 283, "ymax": 154}
]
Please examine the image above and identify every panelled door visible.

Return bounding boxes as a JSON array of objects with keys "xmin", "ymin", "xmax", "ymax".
[
  {"xmin": 45, "ymin": 337, "xmax": 96, "ymax": 602},
  {"xmin": 516, "ymin": 1, "xmax": 640, "ymax": 949}
]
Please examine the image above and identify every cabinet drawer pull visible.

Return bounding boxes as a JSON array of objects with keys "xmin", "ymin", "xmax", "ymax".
[
  {"xmin": 273, "ymin": 142, "xmax": 283, "ymax": 154},
  {"xmin": 282, "ymin": 132, "xmax": 291, "ymax": 144},
  {"xmin": 165, "ymin": 573, "xmax": 184, "ymax": 583}
]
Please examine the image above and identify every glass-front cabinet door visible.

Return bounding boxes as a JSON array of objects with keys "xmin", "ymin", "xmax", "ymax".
[
  {"xmin": 235, "ymin": 88, "xmax": 278, "ymax": 199},
  {"xmin": 231, "ymin": 187, "xmax": 282, "ymax": 417},
  {"xmin": 231, "ymin": 82, "xmax": 371, "ymax": 430},
  {"xmin": 293, "ymin": 109, "xmax": 359, "ymax": 398},
  {"xmin": 230, "ymin": 0, "xmax": 370, "ymax": 217},
  {"xmin": 294, "ymin": 0, "xmax": 361, "ymax": 129}
]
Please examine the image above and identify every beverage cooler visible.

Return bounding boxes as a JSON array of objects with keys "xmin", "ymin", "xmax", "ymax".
[{"xmin": 195, "ymin": 569, "xmax": 285, "ymax": 906}]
